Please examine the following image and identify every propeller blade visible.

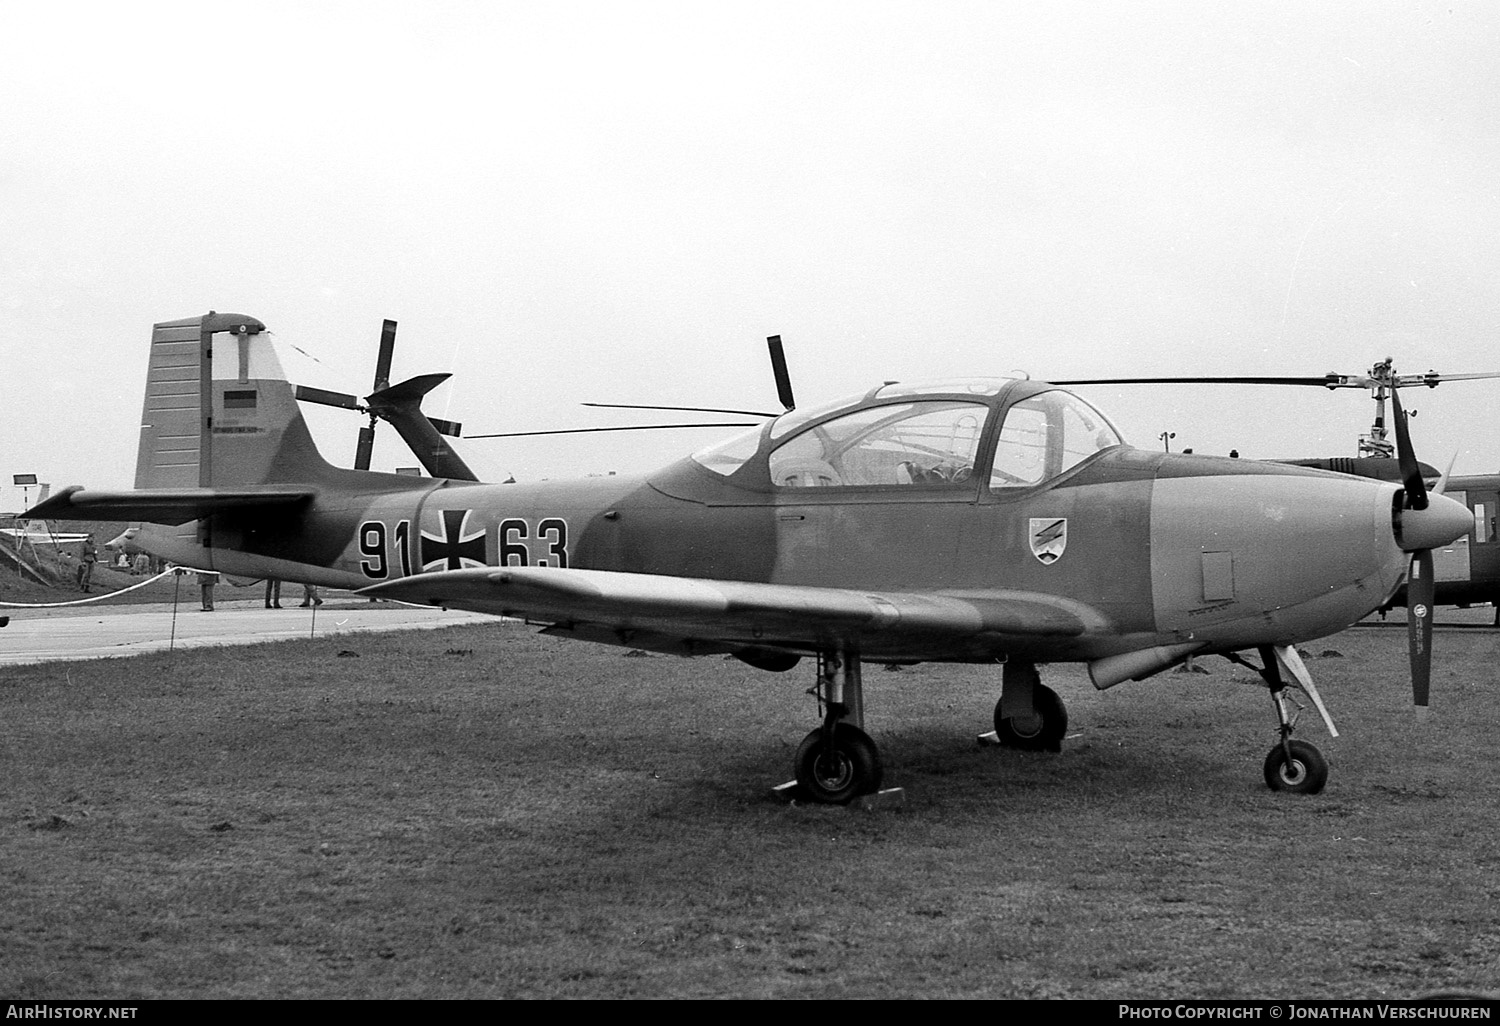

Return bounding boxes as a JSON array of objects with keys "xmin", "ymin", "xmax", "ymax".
[
  {"xmin": 1389, "ymin": 383, "xmax": 1428, "ymax": 510},
  {"xmin": 294, "ymin": 385, "xmax": 363, "ymax": 411},
  {"xmin": 768, "ymin": 335, "xmax": 796, "ymax": 411},
  {"xmin": 374, "ymin": 319, "xmax": 397, "ymax": 391},
  {"xmin": 354, "ymin": 424, "xmax": 376, "ymax": 471},
  {"xmin": 1433, "ymin": 452, "xmax": 1457, "ymax": 497},
  {"xmin": 426, "ymin": 416, "xmax": 463, "ymax": 437},
  {"xmin": 467, "ymin": 422, "xmax": 757, "ymax": 439},
  {"xmin": 1407, "ymin": 548, "xmax": 1435, "ymax": 712}
]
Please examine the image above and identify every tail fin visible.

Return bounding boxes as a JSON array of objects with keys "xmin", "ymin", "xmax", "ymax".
[
  {"xmin": 366, "ymin": 374, "xmax": 478, "ymax": 481},
  {"xmin": 134, "ymin": 312, "xmax": 337, "ymax": 488}
]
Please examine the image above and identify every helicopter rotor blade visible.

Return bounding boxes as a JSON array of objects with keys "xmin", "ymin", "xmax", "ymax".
[
  {"xmin": 426, "ymin": 416, "xmax": 463, "ymax": 438},
  {"xmin": 1053, "ymin": 375, "xmax": 1340, "ymax": 387},
  {"xmin": 294, "ymin": 385, "xmax": 363, "ymax": 411},
  {"xmin": 581, "ymin": 402, "xmax": 779, "ymax": 417},
  {"xmin": 354, "ymin": 423, "xmax": 377, "ymax": 472},
  {"xmin": 468, "ymin": 422, "xmax": 757, "ymax": 439},
  {"xmin": 768, "ymin": 334, "xmax": 795, "ymax": 411},
  {"xmin": 373, "ymin": 319, "xmax": 397, "ymax": 392}
]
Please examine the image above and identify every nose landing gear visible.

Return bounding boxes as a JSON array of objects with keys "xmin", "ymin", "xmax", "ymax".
[{"xmin": 1227, "ymin": 644, "xmax": 1337, "ymax": 795}]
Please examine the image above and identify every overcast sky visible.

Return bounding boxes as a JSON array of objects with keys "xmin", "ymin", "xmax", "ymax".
[{"xmin": 3, "ymin": 1, "xmax": 1498, "ymax": 506}]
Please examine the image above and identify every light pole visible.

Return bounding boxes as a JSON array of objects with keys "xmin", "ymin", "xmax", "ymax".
[{"xmin": 1159, "ymin": 431, "xmax": 1175, "ymax": 452}]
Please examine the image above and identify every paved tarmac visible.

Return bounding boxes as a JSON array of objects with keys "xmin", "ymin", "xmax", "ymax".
[{"xmin": 0, "ymin": 596, "xmax": 492, "ymax": 666}]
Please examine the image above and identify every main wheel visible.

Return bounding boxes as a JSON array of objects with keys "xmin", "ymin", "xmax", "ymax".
[
  {"xmin": 1262, "ymin": 739, "xmax": 1328, "ymax": 794},
  {"xmin": 794, "ymin": 724, "xmax": 883, "ymax": 804},
  {"xmin": 993, "ymin": 683, "xmax": 1067, "ymax": 752}
]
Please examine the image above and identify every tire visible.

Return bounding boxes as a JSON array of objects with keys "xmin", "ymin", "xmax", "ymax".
[
  {"xmin": 1263, "ymin": 739, "xmax": 1328, "ymax": 795},
  {"xmin": 993, "ymin": 683, "xmax": 1067, "ymax": 752},
  {"xmin": 733, "ymin": 648, "xmax": 802, "ymax": 673},
  {"xmin": 794, "ymin": 724, "xmax": 883, "ymax": 804}
]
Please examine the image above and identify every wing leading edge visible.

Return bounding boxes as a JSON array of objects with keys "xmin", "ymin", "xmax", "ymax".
[{"xmin": 360, "ymin": 565, "xmax": 1092, "ymax": 657}]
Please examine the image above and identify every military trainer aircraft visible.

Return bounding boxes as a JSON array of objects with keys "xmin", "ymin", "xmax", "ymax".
[{"xmin": 26, "ymin": 312, "xmax": 1474, "ymax": 802}]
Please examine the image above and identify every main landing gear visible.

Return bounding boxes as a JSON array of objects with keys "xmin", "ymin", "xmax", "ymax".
[
  {"xmin": 786, "ymin": 654, "xmax": 1072, "ymax": 805},
  {"xmin": 1226, "ymin": 644, "xmax": 1337, "ymax": 795},
  {"xmin": 792, "ymin": 651, "xmax": 885, "ymax": 804},
  {"xmin": 990, "ymin": 660, "xmax": 1068, "ymax": 752}
]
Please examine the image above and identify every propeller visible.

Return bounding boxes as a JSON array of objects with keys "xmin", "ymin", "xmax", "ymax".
[
  {"xmin": 1060, "ymin": 361, "xmax": 1478, "ymax": 714},
  {"xmin": 293, "ymin": 320, "xmax": 474, "ymax": 479},
  {"xmin": 1386, "ymin": 381, "xmax": 1472, "ymax": 715}
]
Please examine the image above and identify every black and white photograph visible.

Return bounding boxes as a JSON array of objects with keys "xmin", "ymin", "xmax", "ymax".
[{"xmin": 2, "ymin": 0, "xmax": 1498, "ymax": 1004}]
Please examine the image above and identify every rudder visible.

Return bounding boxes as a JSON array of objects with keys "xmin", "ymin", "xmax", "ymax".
[{"xmin": 133, "ymin": 312, "xmax": 336, "ymax": 489}]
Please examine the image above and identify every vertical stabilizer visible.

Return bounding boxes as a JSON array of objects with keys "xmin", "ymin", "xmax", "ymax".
[
  {"xmin": 133, "ymin": 312, "xmax": 336, "ymax": 490},
  {"xmin": 134, "ymin": 316, "xmax": 212, "ymax": 488}
]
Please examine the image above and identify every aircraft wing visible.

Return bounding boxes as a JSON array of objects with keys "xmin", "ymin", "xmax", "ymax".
[
  {"xmin": 359, "ymin": 565, "xmax": 1092, "ymax": 653},
  {"xmin": 24, "ymin": 485, "xmax": 314, "ymax": 526}
]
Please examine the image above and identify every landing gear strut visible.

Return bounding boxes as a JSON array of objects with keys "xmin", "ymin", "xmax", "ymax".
[
  {"xmin": 792, "ymin": 650, "xmax": 885, "ymax": 804},
  {"xmin": 1227, "ymin": 645, "xmax": 1336, "ymax": 795}
]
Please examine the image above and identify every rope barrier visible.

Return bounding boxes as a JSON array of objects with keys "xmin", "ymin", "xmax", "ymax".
[
  {"xmin": 0, "ymin": 567, "xmax": 199, "ymax": 608},
  {"xmin": 0, "ymin": 564, "xmax": 237, "ymax": 606},
  {"xmin": 0, "ymin": 568, "xmax": 435, "ymax": 611}
]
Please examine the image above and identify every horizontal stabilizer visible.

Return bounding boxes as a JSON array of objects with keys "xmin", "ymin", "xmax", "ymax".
[{"xmin": 25, "ymin": 485, "xmax": 314, "ymax": 526}]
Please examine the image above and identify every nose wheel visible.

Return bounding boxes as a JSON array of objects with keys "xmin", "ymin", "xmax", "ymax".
[{"xmin": 1263, "ymin": 738, "xmax": 1328, "ymax": 794}]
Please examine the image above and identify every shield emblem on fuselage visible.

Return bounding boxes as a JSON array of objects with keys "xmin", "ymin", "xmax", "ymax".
[{"xmin": 1030, "ymin": 517, "xmax": 1067, "ymax": 564}]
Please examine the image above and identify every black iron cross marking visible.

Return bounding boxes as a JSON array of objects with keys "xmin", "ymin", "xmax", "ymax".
[{"xmin": 421, "ymin": 509, "xmax": 486, "ymax": 570}]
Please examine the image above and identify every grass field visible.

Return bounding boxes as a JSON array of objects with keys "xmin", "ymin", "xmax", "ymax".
[{"xmin": 2, "ymin": 619, "xmax": 1497, "ymax": 999}]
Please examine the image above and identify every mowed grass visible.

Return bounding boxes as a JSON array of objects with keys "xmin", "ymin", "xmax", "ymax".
[{"xmin": 2, "ymin": 621, "xmax": 1498, "ymax": 999}]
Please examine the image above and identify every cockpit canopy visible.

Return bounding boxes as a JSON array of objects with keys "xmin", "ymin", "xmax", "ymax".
[{"xmin": 691, "ymin": 378, "xmax": 1123, "ymax": 492}]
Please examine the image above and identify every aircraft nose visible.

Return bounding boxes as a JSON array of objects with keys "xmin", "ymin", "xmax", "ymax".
[{"xmin": 1397, "ymin": 492, "xmax": 1473, "ymax": 552}]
